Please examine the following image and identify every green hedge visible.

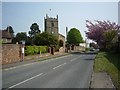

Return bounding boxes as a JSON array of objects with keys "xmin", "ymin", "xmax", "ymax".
[{"xmin": 25, "ymin": 46, "xmax": 48, "ymax": 56}]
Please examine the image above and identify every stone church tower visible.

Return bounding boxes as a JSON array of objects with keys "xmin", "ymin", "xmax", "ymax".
[
  {"xmin": 44, "ymin": 14, "xmax": 59, "ymax": 36},
  {"xmin": 44, "ymin": 14, "xmax": 65, "ymax": 51}
]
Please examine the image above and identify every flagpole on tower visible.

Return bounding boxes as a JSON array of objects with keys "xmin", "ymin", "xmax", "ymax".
[{"xmin": 49, "ymin": 9, "xmax": 51, "ymax": 17}]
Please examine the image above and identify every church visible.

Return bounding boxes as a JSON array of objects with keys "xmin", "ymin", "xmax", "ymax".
[{"xmin": 44, "ymin": 14, "xmax": 65, "ymax": 48}]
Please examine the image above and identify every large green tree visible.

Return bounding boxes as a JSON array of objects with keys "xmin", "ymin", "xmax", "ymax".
[
  {"xmin": 33, "ymin": 32, "xmax": 58, "ymax": 46},
  {"xmin": 13, "ymin": 32, "xmax": 28, "ymax": 44},
  {"xmin": 29, "ymin": 23, "xmax": 41, "ymax": 37},
  {"xmin": 67, "ymin": 28, "xmax": 84, "ymax": 45}
]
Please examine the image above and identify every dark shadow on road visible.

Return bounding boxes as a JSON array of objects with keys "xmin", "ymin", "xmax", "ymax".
[
  {"xmin": 70, "ymin": 51, "xmax": 97, "ymax": 55},
  {"xmin": 84, "ymin": 58, "xmax": 94, "ymax": 60}
]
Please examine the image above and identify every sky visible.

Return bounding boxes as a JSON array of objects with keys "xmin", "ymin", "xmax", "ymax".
[{"xmin": 1, "ymin": 1, "xmax": 119, "ymax": 40}]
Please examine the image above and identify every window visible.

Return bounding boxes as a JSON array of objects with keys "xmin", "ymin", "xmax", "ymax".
[{"xmin": 51, "ymin": 22, "xmax": 54, "ymax": 27}]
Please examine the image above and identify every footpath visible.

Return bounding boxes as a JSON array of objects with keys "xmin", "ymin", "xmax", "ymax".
[{"xmin": 90, "ymin": 72, "xmax": 116, "ymax": 89}]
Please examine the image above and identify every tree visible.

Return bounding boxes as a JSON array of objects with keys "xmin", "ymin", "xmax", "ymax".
[
  {"xmin": 6, "ymin": 26, "xmax": 14, "ymax": 38},
  {"xmin": 67, "ymin": 28, "xmax": 84, "ymax": 45},
  {"xmin": 33, "ymin": 32, "xmax": 58, "ymax": 46},
  {"xmin": 86, "ymin": 20, "xmax": 120, "ymax": 49},
  {"xmin": 13, "ymin": 32, "xmax": 28, "ymax": 43},
  {"xmin": 29, "ymin": 23, "xmax": 41, "ymax": 37},
  {"xmin": 104, "ymin": 30, "xmax": 118, "ymax": 49}
]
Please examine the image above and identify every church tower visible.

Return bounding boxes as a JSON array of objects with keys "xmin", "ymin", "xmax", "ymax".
[{"xmin": 44, "ymin": 14, "xmax": 59, "ymax": 36}]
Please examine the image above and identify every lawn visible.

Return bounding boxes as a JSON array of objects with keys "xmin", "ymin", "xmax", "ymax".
[{"xmin": 94, "ymin": 51, "xmax": 120, "ymax": 89}]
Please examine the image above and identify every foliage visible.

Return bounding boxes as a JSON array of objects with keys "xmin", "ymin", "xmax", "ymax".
[
  {"xmin": 29, "ymin": 23, "xmax": 41, "ymax": 37},
  {"xmin": 0, "ymin": 39, "xmax": 2, "ymax": 44},
  {"xmin": 33, "ymin": 32, "xmax": 58, "ymax": 46},
  {"xmin": 13, "ymin": 32, "xmax": 28, "ymax": 44},
  {"xmin": 67, "ymin": 28, "xmax": 84, "ymax": 45},
  {"xmin": 86, "ymin": 20, "xmax": 120, "ymax": 50},
  {"xmin": 25, "ymin": 46, "xmax": 48, "ymax": 56},
  {"xmin": 104, "ymin": 30, "xmax": 118, "ymax": 49},
  {"xmin": 6, "ymin": 26, "xmax": 14, "ymax": 38}
]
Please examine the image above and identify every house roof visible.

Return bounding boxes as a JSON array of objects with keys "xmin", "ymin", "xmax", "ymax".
[{"xmin": 0, "ymin": 30, "xmax": 12, "ymax": 39}]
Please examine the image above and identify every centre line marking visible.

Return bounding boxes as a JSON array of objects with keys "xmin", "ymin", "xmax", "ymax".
[
  {"xmin": 53, "ymin": 63, "xmax": 66, "ymax": 69},
  {"xmin": 70, "ymin": 55, "xmax": 82, "ymax": 62},
  {"xmin": 7, "ymin": 73, "xmax": 43, "ymax": 89},
  {"xmin": 70, "ymin": 58, "xmax": 77, "ymax": 62}
]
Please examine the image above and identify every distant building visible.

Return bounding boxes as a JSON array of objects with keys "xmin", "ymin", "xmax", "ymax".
[
  {"xmin": 0, "ymin": 30, "xmax": 12, "ymax": 43},
  {"xmin": 44, "ymin": 14, "xmax": 65, "ymax": 47}
]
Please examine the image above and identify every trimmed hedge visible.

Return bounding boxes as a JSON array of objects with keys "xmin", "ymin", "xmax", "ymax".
[{"xmin": 25, "ymin": 46, "xmax": 48, "ymax": 56}]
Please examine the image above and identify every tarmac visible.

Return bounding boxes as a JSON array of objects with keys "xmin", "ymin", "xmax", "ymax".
[{"xmin": 2, "ymin": 52, "xmax": 116, "ymax": 89}]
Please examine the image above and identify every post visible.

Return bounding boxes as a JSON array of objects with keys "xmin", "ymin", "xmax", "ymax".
[
  {"xmin": 21, "ymin": 45, "xmax": 24, "ymax": 61},
  {"xmin": 21, "ymin": 41, "xmax": 25, "ymax": 62}
]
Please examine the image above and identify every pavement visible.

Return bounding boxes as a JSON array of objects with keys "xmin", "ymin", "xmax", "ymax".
[{"xmin": 90, "ymin": 72, "xmax": 116, "ymax": 89}]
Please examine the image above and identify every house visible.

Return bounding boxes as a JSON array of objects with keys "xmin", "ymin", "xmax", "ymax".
[{"xmin": 0, "ymin": 30, "xmax": 12, "ymax": 43}]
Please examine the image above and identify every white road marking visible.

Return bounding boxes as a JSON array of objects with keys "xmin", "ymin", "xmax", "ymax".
[
  {"xmin": 70, "ymin": 58, "xmax": 77, "ymax": 62},
  {"xmin": 3, "ymin": 54, "xmax": 71, "ymax": 71},
  {"xmin": 53, "ymin": 63, "xmax": 66, "ymax": 69},
  {"xmin": 4, "ymin": 67, "xmax": 16, "ymax": 71},
  {"xmin": 7, "ymin": 73, "xmax": 43, "ymax": 89},
  {"xmin": 70, "ymin": 56, "xmax": 82, "ymax": 62}
]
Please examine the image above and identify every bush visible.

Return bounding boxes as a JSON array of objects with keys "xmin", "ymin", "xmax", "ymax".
[
  {"xmin": 25, "ymin": 46, "xmax": 48, "ymax": 56},
  {"xmin": 25, "ymin": 46, "xmax": 34, "ymax": 56}
]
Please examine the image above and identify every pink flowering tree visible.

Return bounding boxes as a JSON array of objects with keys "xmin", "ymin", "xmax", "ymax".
[{"xmin": 86, "ymin": 20, "xmax": 120, "ymax": 49}]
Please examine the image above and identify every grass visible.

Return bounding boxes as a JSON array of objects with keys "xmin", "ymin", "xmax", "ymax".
[{"xmin": 94, "ymin": 51, "xmax": 120, "ymax": 89}]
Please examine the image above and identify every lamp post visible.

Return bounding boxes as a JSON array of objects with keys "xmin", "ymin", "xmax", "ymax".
[{"xmin": 21, "ymin": 40, "xmax": 25, "ymax": 62}]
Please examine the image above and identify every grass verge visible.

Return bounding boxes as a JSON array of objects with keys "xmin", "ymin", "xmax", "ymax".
[{"xmin": 94, "ymin": 51, "xmax": 120, "ymax": 89}]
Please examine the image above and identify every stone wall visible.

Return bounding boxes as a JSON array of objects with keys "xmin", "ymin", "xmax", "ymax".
[
  {"xmin": 74, "ymin": 46, "xmax": 85, "ymax": 51},
  {"xmin": 2, "ymin": 44, "xmax": 21, "ymax": 65},
  {"xmin": 59, "ymin": 47, "xmax": 65, "ymax": 53}
]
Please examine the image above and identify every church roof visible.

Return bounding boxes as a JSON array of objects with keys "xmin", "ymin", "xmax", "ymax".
[{"xmin": 59, "ymin": 33, "xmax": 65, "ymax": 38}]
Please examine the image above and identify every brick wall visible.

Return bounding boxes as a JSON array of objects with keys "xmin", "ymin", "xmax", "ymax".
[{"xmin": 2, "ymin": 44, "xmax": 21, "ymax": 65}]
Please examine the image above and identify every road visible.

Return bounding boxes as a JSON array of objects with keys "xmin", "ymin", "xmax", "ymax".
[{"xmin": 2, "ymin": 53, "xmax": 96, "ymax": 89}]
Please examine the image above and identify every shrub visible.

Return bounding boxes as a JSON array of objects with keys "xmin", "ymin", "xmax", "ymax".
[
  {"xmin": 39, "ymin": 46, "xmax": 48, "ymax": 53},
  {"xmin": 25, "ymin": 46, "xmax": 34, "ymax": 56},
  {"xmin": 25, "ymin": 46, "xmax": 48, "ymax": 56}
]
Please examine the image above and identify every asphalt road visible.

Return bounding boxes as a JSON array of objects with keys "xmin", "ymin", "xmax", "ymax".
[{"xmin": 2, "ymin": 53, "xmax": 96, "ymax": 89}]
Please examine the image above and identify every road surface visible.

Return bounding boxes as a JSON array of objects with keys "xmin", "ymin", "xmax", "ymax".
[{"xmin": 2, "ymin": 53, "xmax": 96, "ymax": 89}]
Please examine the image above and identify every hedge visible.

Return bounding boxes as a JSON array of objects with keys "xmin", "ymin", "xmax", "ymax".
[{"xmin": 25, "ymin": 46, "xmax": 48, "ymax": 56}]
